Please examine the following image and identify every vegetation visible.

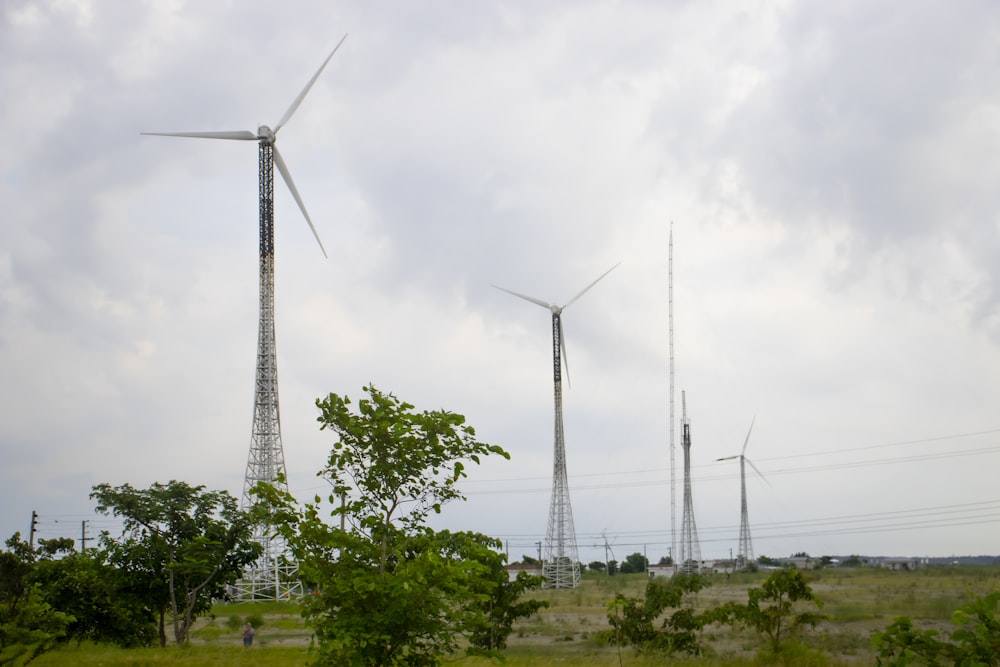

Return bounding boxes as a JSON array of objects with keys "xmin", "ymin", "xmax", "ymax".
[
  {"xmin": 719, "ymin": 567, "xmax": 825, "ymax": 655},
  {"xmin": 619, "ymin": 552, "xmax": 649, "ymax": 575},
  {"xmin": 90, "ymin": 481, "xmax": 261, "ymax": 646},
  {"xmin": 0, "ymin": 535, "xmax": 73, "ymax": 665},
  {"xmin": 872, "ymin": 590, "xmax": 1000, "ymax": 666},
  {"xmin": 16, "ymin": 564, "xmax": 1000, "ymax": 665},
  {"xmin": 28, "ymin": 544, "xmax": 155, "ymax": 648},
  {"xmin": 254, "ymin": 384, "xmax": 540, "ymax": 666},
  {"xmin": 607, "ymin": 572, "xmax": 712, "ymax": 655}
]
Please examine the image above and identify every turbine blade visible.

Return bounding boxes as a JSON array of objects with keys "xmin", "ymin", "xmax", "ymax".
[
  {"xmin": 741, "ymin": 416, "xmax": 756, "ymax": 456},
  {"xmin": 141, "ymin": 130, "xmax": 258, "ymax": 140},
  {"xmin": 491, "ymin": 285, "xmax": 552, "ymax": 310},
  {"xmin": 274, "ymin": 34, "xmax": 348, "ymax": 134},
  {"xmin": 564, "ymin": 261, "xmax": 621, "ymax": 309},
  {"xmin": 273, "ymin": 145, "xmax": 328, "ymax": 258},
  {"xmin": 717, "ymin": 455, "xmax": 740, "ymax": 462},
  {"xmin": 746, "ymin": 458, "xmax": 771, "ymax": 487}
]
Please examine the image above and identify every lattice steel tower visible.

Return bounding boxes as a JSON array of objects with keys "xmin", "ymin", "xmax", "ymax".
[
  {"xmin": 493, "ymin": 264, "xmax": 618, "ymax": 589},
  {"xmin": 142, "ymin": 38, "xmax": 346, "ymax": 600},
  {"xmin": 235, "ymin": 140, "xmax": 299, "ymax": 600},
  {"xmin": 679, "ymin": 391, "xmax": 702, "ymax": 573},
  {"xmin": 718, "ymin": 418, "xmax": 760, "ymax": 570}
]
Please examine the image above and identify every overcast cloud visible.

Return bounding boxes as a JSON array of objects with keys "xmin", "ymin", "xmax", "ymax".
[{"xmin": 3, "ymin": 0, "xmax": 1000, "ymax": 564}]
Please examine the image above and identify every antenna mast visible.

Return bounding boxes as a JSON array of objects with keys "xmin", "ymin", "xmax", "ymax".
[
  {"xmin": 669, "ymin": 225, "xmax": 676, "ymax": 569},
  {"xmin": 679, "ymin": 391, "xmax": 702, "ymax": 572}
]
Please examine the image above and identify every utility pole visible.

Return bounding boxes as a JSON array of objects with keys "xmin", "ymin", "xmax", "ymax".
[
  {"xmin": 80, "ymin": 520, "xmax": 93, "ymax": 551},
  {"xmin": 29, "ymin": 511, "xmax": 38, "ymax": 549}
]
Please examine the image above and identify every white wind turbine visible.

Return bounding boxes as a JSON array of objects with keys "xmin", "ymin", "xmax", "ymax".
[
  {"xmin": 717, "ymin": 417, "xmax": 769, "ymax": 570},
  {"xmin": 493, "ymin": 262, "xmax": 619, "ymax": 589},
  {"xmin": 142, "ymin": 35, "xmax": 347, "ymax": 600}
]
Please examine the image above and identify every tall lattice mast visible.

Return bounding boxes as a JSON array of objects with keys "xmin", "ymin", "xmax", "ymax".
[
  {"xmin": 669, "ymin": 225, "xmax": 676, "ymax": 569},
  {"xmin": 679, "ymin": 391, "xmax": 702, "ymax": 572},
  {"xmin": 492, "ymin": 264, "xmax": 619, "ymax": 589}
]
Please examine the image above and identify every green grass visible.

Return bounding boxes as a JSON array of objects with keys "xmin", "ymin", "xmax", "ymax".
[
  {"xmin": 30, "ymin": 565, "xmax": 1000, "ymax": 666},
  {"xmin": 33, "ymin": 644, "xmax": 311, "ymax": 666}
]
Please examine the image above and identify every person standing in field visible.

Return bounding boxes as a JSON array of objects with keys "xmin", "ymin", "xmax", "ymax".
[{"xmin": 243, "ymin": 621, "xmax": 255, "ymax": 647}]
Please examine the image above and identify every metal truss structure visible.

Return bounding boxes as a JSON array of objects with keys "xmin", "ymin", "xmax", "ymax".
[
  {"xmin": 679, "ymin": 391, "xmax": 702, "ymax": 573},
  {"xmin": 493, "ymin": 265, "xmax": 617, "ymax": 590},
  {"xmin": 542, "ymin": 310, "xmax": 581, "ymax": 589},
  {"xmin": 142, "ymin": 40, "xmax": 346, "ymax": 602},
  {"xmin": 718, "ymin": 418, "xmax": 760, "ymax": 570},
  {"xmin": 232, "ymin": 142, "xmax": 302, "ymax": 601}
]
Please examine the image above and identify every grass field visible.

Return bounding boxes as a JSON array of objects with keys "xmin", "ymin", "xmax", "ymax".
[{"xmin": 31, "ymin": 565, "xmax": 1000, "ymax": 666}]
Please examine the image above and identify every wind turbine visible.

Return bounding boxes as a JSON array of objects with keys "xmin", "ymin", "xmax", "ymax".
[
  {"xmin": 142, "ymin": 35, "xmax": 347, "ymax": 600},
  {"xmin": 717, "ymin": 417, "xmax": 768, "ymax": 569},
  {"xmin": 493, "ymin": 262, "xmax": 619, "ymax": 589}
]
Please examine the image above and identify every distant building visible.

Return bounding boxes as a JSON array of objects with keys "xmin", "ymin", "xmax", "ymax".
[
  {"xmin": 878, "ymin": 557, "xmax": 928, "ymax": 571},
  {"xmin": 774, "ymin": 557, "xmax": 818, "ymax": 570},
  {"xmin": 648, "ymin": 562, "xmax": 674, "ymax": 578},
  {"xmin": 505, "ymin": 562, "xmax": 544, "ymax": 582}
]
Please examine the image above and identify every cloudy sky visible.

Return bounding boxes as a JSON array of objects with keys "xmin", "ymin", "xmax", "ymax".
[{"xmin": 4, "ymin": 0, "xmax": 1000, "ymax": 565}]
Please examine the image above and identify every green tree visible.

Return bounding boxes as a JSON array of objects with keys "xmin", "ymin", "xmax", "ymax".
[
  {"xmin": 90, "ymin": 481, "xmax": 261, "ymax": 646},
  {"xmin": 606, "ymin": 573, "xmax": 711, "ymax": 655},
  {"xmin": 619, "ymin": 552, "xmax": 649, "ymax": 574},
  {"xmin": 462, "ymin": 543, "xmax": 547, "ymax": 653},
  {"xmin": 588, "ymin": 560, "xmax": 607, "ymax": 573},
  {"xmin": 29, "ymin": 550, "xmax": 155, "ymax": 647},
  {"xmin": 872, "ymin": 591, "xmax": 1000, "ymax": 666},
  {"xmin": 722, "ymin": 567, "xmax": 824, "ymax": 654},
  {"xmin": 0, "ymin": 534, "xmax": 73, "ymax": 666},
  {"xmin": 256, "ymin": 384, "xmax": 524, "ymax": 666}
]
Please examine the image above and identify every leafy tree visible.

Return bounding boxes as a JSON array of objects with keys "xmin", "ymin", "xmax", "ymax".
[
  {"xmin": 619, "ymin": 552, "xmax": 649, "ymax": 575},
  {"xmin": 463, "ymin": 546, "xmax": 547, "ymax": 653},
  {"xmin": 29, "ymin": 550, "xmax": 155, "ymax": 647},
  {"xmin": 255, "ymin": 384, "xmax": 525, "ymax": 666},
  {"xmin": 588, "ymin": 561, "xmax": 607, "ymax": 573},
  {"xmin": 720, "ymin": 567, "xmax": 824, "ymax": 654},
  {"xmin": 607, "ymin": 573, "xmax": 711, "ymax": 655},
  {"xmin": 607, "ymin": 560, "xmax": 618, "ymax": 576},
  {"xmin": 872, "ymin": 591, "xmax": 1000, "ymax": 666},
  {"xmin": 0, "ymin": 534, "xmax": 73, "ymax": 665},
  {"xmin": 90, "ymin": 481, "xmax": 261, "ymax": 646}
]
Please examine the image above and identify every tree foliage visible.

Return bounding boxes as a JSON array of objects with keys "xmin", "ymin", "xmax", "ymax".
[
  {"xmin": 0, "ymin": 534, "xmax": 73, "ymax": 666},
  {"xmin": 29, "ymin": 550, "xmax": 155, "ymax": 648},
  {"xmin": 255, "ymin": 385, "xmax": 534, "ymax": 666},
  {"xmin": 720, "ymin": 567, "xmax": 825, "ymax": 654},
  {"xmin": 872, "ymin": 591, "xmax": 1000, "ymax": 666},
  {"xmin": 606, "ymin": 573, "xmax": 712, "ymax": 655},
  {"xmin": 619, "ymin": 552, "xmax": 649, "ymax": 575},
  {"xmin": 90, "ymin": 481, "xmax": 261, "ymax": 646}
]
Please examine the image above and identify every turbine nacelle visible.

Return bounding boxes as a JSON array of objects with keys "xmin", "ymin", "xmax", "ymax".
[{"xmin": 257, "ymin": 125, "xmax": 276, "ymax": 143}]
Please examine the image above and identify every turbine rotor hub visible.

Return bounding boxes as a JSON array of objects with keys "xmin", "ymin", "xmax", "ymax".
[{"xmin": 257, "ymin": 125, "xmax": 276, "ymax": 144}]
